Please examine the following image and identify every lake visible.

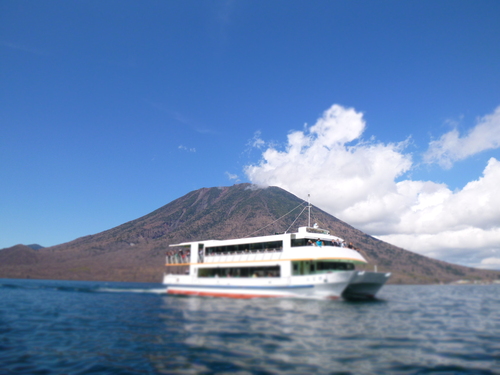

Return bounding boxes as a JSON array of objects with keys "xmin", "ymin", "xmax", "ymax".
[{"xmin": 1, "ymin": 279, "xmax": 499, "ymax": 374}]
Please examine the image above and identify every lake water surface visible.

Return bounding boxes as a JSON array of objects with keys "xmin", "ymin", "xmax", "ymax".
[{"xmin": 1, "ymin": 279, "xmax": 499, "ymax": 374}]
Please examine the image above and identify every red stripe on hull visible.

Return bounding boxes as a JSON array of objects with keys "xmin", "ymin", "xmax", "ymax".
[
  {"xmin": 167, "ymin": 289, "xmax": 286, "ymax": 299},
  {"xmin": 326, "ymin": 296, "xmax": 340, "ymax": 300},
  {"xmin": 167, "ymin": 289, "xmax": 339, "ymax": 300}
]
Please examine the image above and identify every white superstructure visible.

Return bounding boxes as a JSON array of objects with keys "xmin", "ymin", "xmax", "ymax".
[{"xmin": 163, "ymin": 226, "xmax": 390, "ymax": 300}]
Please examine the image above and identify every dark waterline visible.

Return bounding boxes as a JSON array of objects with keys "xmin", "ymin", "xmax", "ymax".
[{"xmin": 1, "ymin": 279, "xmax": 499, "ymax": 374}]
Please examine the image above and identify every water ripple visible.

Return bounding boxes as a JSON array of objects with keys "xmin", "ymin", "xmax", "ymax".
[{"xmin": 1, "ymin": 280, "xmax": 499, "ymax": 374}]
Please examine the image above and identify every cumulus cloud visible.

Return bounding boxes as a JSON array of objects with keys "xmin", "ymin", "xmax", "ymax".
[
  {"xmin": 245, "ymin": 105, "xmax": 413, "ymax": 229},
  {"xmin": 244, "ymin": 104, "xmax": 500, "ymax": 270},
  {"xmin": 424, "ymin": 106, "xmax": 500, "ymax": 168}
]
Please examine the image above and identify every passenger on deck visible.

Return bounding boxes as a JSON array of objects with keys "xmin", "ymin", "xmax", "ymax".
[{"xmin": 316, "ymin": 239, "xmax": 323, "ymax": 247}]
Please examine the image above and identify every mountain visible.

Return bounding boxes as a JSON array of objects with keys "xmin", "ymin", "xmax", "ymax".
[
  {"xmin": 1, "ymin": 183, "xmax": 499, "ymax": 284},
  {"xmin": 0, "ymin": 245, "xmax": 41, "ymax": 266}
]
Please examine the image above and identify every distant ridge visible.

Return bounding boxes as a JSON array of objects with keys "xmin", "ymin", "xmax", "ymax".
[
  {"xmin": 1, "ymin": 183, "xmax": 499, "ymax": 284},
  {"xmin": 0, "ymin": 244, "xmax": 44, "ymax": 252},
  {"xmin": 27, "ymin": 244, "xmax": 44, "ymax": 250}
]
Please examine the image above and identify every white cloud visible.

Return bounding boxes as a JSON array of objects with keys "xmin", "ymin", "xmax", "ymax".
[
  {"xmin": 424, "ymin": 106, "xmax": 500, "ymax": 168},
  {"xmin": 248, "ymin": 131, "xmax": 266, "ymax": 149},
  {"xmin": 178, "ymin": 145, "xmax": 196, "ymax": 152},
  {"xmin": 479, "ymin": 257, "xmax": 500, "ymax": 269},
  {"xmin": 244, "ymin": 104, "xmax": 500, "ymax": 270},
  {"xmin": 245, "ymin": 104, "xmax": 413, "ymax": 229},
  {"xmin": 225, "ymin": 171, "xmax": 239, "ymax": 181}
]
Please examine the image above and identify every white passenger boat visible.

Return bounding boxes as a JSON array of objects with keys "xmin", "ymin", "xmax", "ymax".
[{"xmin": 163, "ymin": 223, "xmax": 391, "ymax": 300}]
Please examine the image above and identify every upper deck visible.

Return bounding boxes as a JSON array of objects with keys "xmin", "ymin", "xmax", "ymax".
[{"xmin": 167, "ymin": 226, "xmax": 367, "ymax": 266}]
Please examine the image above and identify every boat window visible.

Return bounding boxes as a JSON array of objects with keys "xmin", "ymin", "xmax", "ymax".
[
  {"xmin": 305, "ymin": 227, "xmax": 329, "ymax": 235},
  {"xmin": 316, "ymin": 261, "xmax": 354, "ymax": 271},
  {"xmin": 206, "ymin": 240, "xmax": 283, "ymax": 256},
  {"xmin": 198, "ymin": 265, "xmax": 280, "ymax": 278},
  {"xmin": 292, "ymin": 261, "xmax": 354, "ymax": 275},
  {"xmin": 291, "ymin": 239, "xmax": 310, "ymax": 247}
]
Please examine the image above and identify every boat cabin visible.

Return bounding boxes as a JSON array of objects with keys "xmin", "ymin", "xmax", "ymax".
[{"xmin": 165, "ymin": 226, "xmax": 366, "ymax": 277}]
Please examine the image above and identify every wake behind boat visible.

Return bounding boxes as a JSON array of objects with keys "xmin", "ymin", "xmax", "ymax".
[{"xmin": 163, "ymin": 204, "xmax": 391, "ymax": 300}]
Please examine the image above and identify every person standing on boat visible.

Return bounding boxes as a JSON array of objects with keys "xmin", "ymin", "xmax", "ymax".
[{"xmin": 316, "ymin": 238, "xmax": 323, "ymax": 247}]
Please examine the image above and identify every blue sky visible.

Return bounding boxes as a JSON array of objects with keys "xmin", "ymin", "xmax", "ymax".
[{"xmin": 1, "ymin": 1, "xmax": 500, "ymax": 269}]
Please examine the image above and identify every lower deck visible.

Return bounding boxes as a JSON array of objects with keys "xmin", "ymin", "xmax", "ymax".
[{"xmin": 163, "ymin": 269, "xmax": 357, "ymax": 299}]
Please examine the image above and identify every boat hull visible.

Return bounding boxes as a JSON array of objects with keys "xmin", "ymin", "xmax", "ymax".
[
  {"xmin": 164, "ymin": 271, "xmax": 357, "ymax": 300},
  {"xmin": 341, "ymin": 271, "xmax": 391, "ymax": 300}
]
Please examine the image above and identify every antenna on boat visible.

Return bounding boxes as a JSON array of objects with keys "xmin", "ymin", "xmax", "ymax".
[{"xmin": 307, "ymin": 194, "xmax": 311, "ymax": 228}]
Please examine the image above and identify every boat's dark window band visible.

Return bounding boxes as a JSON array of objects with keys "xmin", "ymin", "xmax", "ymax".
[
  {"xmin": 205, "ymin": 241, "xmax": 283, "ymax": 256},
  {"xmin": 198, "ymin": 265, "xmax": 280, "ymax": 278},
  {"xmin": 316, "ymin": 261, "xmax": 354, "ymax": 271},
  {"xmin": 292, "ymin": 261, "xmax": 354, "ymax": 275},
  {"xmin": 291, "ymin": 238, "xmax": 359, "ymax": 250},
  {"xmin": 165, "ymin": 265, "xmax": 189, "ymax": 275},
  {"xmin": 291, "ymin": 238, "xmax": 342, "ymax": 247}
]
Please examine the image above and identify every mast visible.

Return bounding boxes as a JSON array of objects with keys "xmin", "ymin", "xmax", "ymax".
[{"xmin": 307, "ymin": 194, "xmax": 311, "ymax": 228}]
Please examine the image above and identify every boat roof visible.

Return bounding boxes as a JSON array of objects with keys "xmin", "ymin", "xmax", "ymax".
[{"xmin": 169, "ymin": 226, "xmax": 344, "ymax": 248}]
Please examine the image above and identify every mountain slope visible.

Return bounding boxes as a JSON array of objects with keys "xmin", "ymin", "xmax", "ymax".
[{"xmin": 1, "ymin": 183, "xmax": 499, "ymax": 283}]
